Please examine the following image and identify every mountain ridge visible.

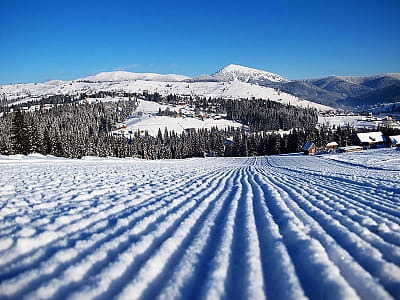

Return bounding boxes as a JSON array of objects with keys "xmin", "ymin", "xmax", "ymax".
[
  {"xmin": 211, "ymin": 64, "xmax": 289, "ymax": 83},
  {"xmin": 3, "ymin": 64, "xmax": 400, "ymax": 109},
  {"xmin": 81, "ymin": 71, "xmax": 190, "ymax": 82}
]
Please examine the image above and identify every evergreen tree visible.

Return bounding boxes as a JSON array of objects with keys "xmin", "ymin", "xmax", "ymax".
[{"xmin": 10, "ymin": 109, "xmax": 30, "ymax": 154}]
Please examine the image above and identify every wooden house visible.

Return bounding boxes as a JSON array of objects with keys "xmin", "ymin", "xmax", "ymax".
[
  {"xmin": 302, "ymin": 142, "xmax": 317, "ymax": 155},
  {"xmin": 326, "ymin": 141, "xmax": 338, "ymax": 152},
  {"xmin": 356, "ymin": 131, "xmax": 385, "ymax": 148}
]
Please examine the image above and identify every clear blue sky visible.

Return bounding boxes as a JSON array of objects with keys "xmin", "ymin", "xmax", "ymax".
[{"xmin": 1, "ymin": 0, "xmax": 399, "ymax": 84}]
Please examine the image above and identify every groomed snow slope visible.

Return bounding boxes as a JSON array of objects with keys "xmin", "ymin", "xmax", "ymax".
[{"xmin": 0, "ymin": 149, "xmax": 399, "ymax": 300}]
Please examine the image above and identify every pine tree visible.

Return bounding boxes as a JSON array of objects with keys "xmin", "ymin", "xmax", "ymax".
[{"xmin": 10, "ymin": 109, "xmax": 30, "ymax": 154}]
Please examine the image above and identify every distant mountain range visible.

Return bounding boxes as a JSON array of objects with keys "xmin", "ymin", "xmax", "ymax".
[
  {"xmin": 81, "ymin": 71, "xmax": 189, "ymax": 82},
  {"xmin": 181, "ymin": 64, "xmax": 400, "ymax": 108},
  {"xmin": 73, "ymin": 64, "xmax": 400, "ymax": 108},
  {"xmin": 3, "ymin": 64, "xmax": 400, "ymax": 110}
]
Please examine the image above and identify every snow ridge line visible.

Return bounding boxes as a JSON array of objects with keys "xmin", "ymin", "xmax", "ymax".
[
  {"xmin": 253, "ymin": 173, "xmax": 360, "ymax": 300},
  {"xmin": 248, "ymin": 168, "xmax": 307, "ymax": 300},
  {"xmin": 267, "ymin": 176, "xmax": 400, "ymax": 298},
  {"xmin": 259, "ymin": 172, "xmax": 395, "ymax": 299},
  {"xmin": 116, "ymin": 168, "xmax": 239, "ymax": 300},
  {"xmin": 0, "ymin": 166, "xmax": 227, "ymax": 299},
  {"xmin": 0, "ymin": 168, "xmax": 220, "ymax": 278},
  {"xmin": 270, "ymin": 171, "xmax": 400, "ymax": 263},
  {"xmin": 261, "ymin": 157, "xmax": 400, "ymax": 224},
  {"xmin": 156, "ymin": 168, "xmax": 240, "ymax": 299},
  {"xmin": 223, "ymin": 167, "xmax": 265, "ymax": 299},
  {"xmin": 0, "ymin": 153, "xmax": 399, "ymax": 299}
]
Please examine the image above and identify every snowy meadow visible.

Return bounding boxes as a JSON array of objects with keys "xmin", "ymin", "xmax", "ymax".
[{"xmin": 0, "ymin": 149, "xmax": 399, "ymax": 300}]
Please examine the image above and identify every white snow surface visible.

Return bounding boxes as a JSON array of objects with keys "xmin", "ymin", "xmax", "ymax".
[
  {"xmin": 117, "ymin": 100, "xmax": 242, "ymax": 136},
  {"xmin": 213, "ymin": 64, "xmax": 289, "ymax": 83},
  {"xmin": 2, "ymin": 73, "xmax": 331, "ymax": 111},
  {"xmin": 1, "ymin": 149, "xmax": 400, "ymax": 299},
  {"xmin": 80, "ymin": 71, "xmax": 190, "ymax": 82}
]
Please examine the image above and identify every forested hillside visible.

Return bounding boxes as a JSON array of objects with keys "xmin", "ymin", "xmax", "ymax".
[{"xmin": 1, "ymin": 92, "xmax": 397, "ymax": 159}]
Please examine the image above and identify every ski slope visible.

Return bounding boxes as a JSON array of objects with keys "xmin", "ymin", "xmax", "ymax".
[{"xmin": 0, "ymin": 149, "xmax": 399, "ymax": 299}]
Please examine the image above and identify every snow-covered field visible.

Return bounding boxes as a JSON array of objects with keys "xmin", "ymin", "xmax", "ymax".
[
  {"xmin": 318, "ymin": 115, "xmax": 400, "ymax": 130},
  {"xmin": 116, "ymin": 100, "xmax": 242, "ymax": 136},
  {"xmin": 0, "ymin": 149, "xmax": 399, "ymax": 299},
  {"xmin": 2, "ymin": 77, "xmax": 331, "ymax": 111}
]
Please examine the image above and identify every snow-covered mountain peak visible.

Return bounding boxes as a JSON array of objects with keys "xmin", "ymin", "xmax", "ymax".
[
  {"xmin": 80, "ymin": 71, "xmax": 190, "ymax": 82},
  {"xmin": 212, "ymin": 64, "xmax": 289, "ymax": 83}
]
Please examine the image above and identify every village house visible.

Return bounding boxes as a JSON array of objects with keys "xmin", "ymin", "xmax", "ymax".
[
  {"xmin": 356, "ymin": 131, "xmax": 386, "ymax": 149},
  {"xmin": 302, "ymin": 142, "xmax": 317, "ymax": 155},
  {"xmin": 325, "ymin": 141, "xmax": 338, "ymax": 152}
]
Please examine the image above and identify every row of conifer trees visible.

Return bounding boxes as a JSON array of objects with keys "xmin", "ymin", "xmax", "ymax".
[{"xmin": 1, "ymin": 92, "xmax": 394, "ymax": 159}]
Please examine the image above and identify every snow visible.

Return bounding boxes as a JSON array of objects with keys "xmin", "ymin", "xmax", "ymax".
[
  {"xmin": 326, "ymin": 141, "xmax": 339, "ymax": 147},
  {"xmin": 318, "ymin": 115, "xmax": 361, "ymax": 127},
  {"xmin": 327, "ymin": 148, "xmax": 400, "ymax": 170},
  {"xmin": 115, "ymin": 100, "xmax": 242, "ymax": 136},
  {"xmin": 120, "ymin": 115, "xmax": 242, "ymax": 136},
  {"xmin": 318, "ymin": 114, "xmax": 400, "ymax": 130},
  {"xmin": 213, "ymin": 64, "xmax": 289, "ymax": 83},
  {"xmin": 80, "ymin": 71, "xmax": 190, "ymax": 82},
  {"xmin": 0, "ymin": 149, "xmax": 399, "ymax": 299},
  {"xmin": 2, "ymin": 74, "xmax": 332, "ymax": 111},
  {"xmin": 357, "ymin": 131, "xmax": 385, "ymax": 143},
  {"xmin": 389, "ymin": 135, "xmax": 400, "ymax": 145}
]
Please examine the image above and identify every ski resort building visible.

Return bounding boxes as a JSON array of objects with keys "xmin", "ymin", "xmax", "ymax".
[
  {"xmin": 302, "ymin": 142, "xmax": 316, "ymax": 155},
  {"xmin": 356, "ymin": 131, "xmax": 386, "ymax": 148}
]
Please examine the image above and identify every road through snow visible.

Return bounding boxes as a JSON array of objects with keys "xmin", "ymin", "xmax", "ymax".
[{"xmin": 0, "ymin": 150, "xmax": 399, "ymax": 299}]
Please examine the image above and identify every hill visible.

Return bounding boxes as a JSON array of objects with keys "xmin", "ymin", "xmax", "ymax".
[
  {"xmin": 2, "ymin": 64, "xmax": 399, "ymax": 110},
  {"xmin": 338, "ymin": 83, "xmax": 400, "ymax": 107},
  {"xmin": 211, "ymin": 64, "xmax": 289, "ymax": 83}
]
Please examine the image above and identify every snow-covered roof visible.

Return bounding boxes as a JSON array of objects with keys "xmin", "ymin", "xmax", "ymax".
[
  {"xmin": 326, "ymin": 142, "xmax": 338, "ymax": 147},
  {"xmin": 389, "ymin": 135, "xmax": 400, "ymax": 145},
  {"xmin": 302, "ymin": 142, "xmax": 315, "ymax": 151},
  {"xmin": 356, "ymin": 132, "xmax": 385, "ymax": 144},
  {"xmin": 339, "ymin": 145, "xmax": 363, "ymax": 152}
]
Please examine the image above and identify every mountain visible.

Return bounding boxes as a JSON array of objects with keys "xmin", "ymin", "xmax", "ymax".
[
  {"xmin": 263, "ymin": 81, "xmax": 344, "ymax": 107},
  {"xmin": 300, "ymin": 74, "xmax": 400, "ymax": 107},
  {"xmin": 2, "ymin": 66, "xmax": 332, "ymax": 111},
  {"xmin": 338, "ymin": 83, "xmax": 400, "ymax": 107},
  {"xmin": 81, "ymin": 71, "xmax": 190, "ymax": 82},
  {"xmin": 208, "ymin": 65, "xmax": 399, "ymax": 108},
  {"xmin": 2, "ymin": 64, "xmax": 399, "ymax": 110},
  {"xmin": 212, "ymin": 64, "xmax": 289, "ymax": 83},
  {"xmin": 328, "ymin": 73, "xmax": 400, "ymax": 88},
  {"xmin": 301, "ymin": 76, "xmax": 374, "ymax": 98},
  {"xmin": 256, "ymin": 73, "xmax": 400, "ymax": 108}
]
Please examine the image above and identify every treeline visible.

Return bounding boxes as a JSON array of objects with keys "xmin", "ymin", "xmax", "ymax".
[
  {"xmin": 1, "ymin": 92, "xmax": 397, "ymax": 159},
  {"xmin": 147, "ymin": 93, "xmax": 319, "ymax": 132},
  {"xmin": 0, "ymin": 99, "xmax": 138, "ymax": 157},
  {"xmin": 0, "ymin": 91, "xmax": 137, "ymax": 113}
]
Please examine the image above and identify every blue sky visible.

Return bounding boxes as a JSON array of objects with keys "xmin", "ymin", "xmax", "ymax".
[{"xmin": 1, "ymin": 0, "xmax": 399, "ymax": 84}]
